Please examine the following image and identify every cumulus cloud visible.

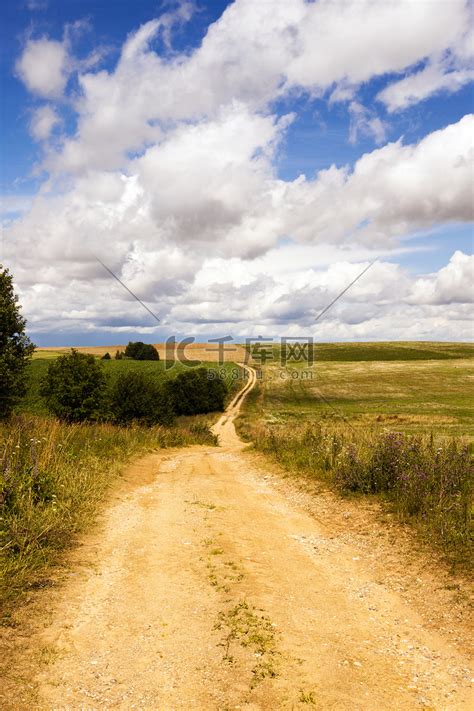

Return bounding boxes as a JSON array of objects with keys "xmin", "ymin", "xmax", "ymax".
[
  {"xmin": 3, "ymin": 112, "xmax": 473, "ymax": 336},
  {"xmin": 378, "ymin": 61, "xmax": 474, "ymax": 113},
  {"xmin": 16, "ymin": 38, "xmax": 69, "ymax": 98},
  {"xmin": 377, "ymin": 11, "xmax": 473, "ymax": 113},
  {"xmin": 6, "ymin": 2, "xmax": 474, "ymax": 340},
  {"xmin": 161, "ymin": 252, "xmax": 474, "ymax": 341},
  {"xmin": 409, "ymin": 251, "xmax": 474, "ymax": 305},
  {"xmin": 43, "ymin": 0, "xmax": 472, "ymax": 173},
  {"xmin": 282, "ymin": 115, "xmax": 474, "ymax": 246},
  {"xmin": 29, "ymin": 105, "xmax": 61, "ymax": 140}
]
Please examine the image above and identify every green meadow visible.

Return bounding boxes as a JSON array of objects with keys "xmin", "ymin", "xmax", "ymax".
[{"xmin": 242, "ymin": 342, "xmax": 474, "ymax": 439}]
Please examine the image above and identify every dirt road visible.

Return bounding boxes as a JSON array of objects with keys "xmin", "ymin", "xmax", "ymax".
[{"xmin": 16, "ymin": 366, "xmax": 473, "ymax": 709}]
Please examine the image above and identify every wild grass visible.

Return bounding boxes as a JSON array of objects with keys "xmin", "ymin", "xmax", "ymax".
[
  {"xmin": 247, "ymin": 419, "xmax": 472, "ymax": 562},
  {"xmin": 214, "ymin": 600, "xmax": 279, "ymax": 688},
  {"xmin": 0, "ymin": 414, "xmax": 216, "ymax": 613},
  {"xmin": 238, "ymin": 348, "xmax": 474, "ymax": 566}
]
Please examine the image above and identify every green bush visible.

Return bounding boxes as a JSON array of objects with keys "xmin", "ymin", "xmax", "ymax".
[
  {"xmin": 101, "ymin": 352, "xmax": 111, "ymax": 360},
  {"xmin": 124, "ymin": 341, "xmax": 159, "ymax": 361},
  {"xmin": 109, "ymin": 370, "xmax": 174, "ymax": 425},
  {"xmin": 40, "ymin": 349, "xmax": 107, "ymax": 422},
  {"xmin": 334, "ymin": 431, "xmax": 473, "ymax": 554},
  {"xmin": 167, "ymin": 367, "xmax": 228, "ymax": 416}
]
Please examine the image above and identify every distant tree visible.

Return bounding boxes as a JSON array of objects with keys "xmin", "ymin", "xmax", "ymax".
[
  {"xmin": 124, "ymin": 341, "xmax": 159, "ymax": 361},
  {"xmin": 114, "ymin": 350, "xmax": 123, "ymax": 360},
  {"xmin": 40, "ymin": 349, "xmax": 107, "ymax": 422},
  {"xmin": 165, "ymin": 368, "xmax": 227, "ymax": 416},
  {"xmin": 101, "ymin": 352, "xmax": 111, "ymax": 360},
  {"xmin": 109, "ymin": 370, "xmax": 174, "ymax": 425},
  {"xmin": 0, "ymin": 265, "xmax": 35, "ymax": 418}
]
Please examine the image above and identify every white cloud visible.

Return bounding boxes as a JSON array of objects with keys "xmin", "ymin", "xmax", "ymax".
[
  {"xmin": 0, "ymin": 195, "xmax": 33, "ymax": 223},
  {"xmin": 282, "ymin": 115, "xmax": 474, "ymax": 246},
  {"xmin": 134, "ymin": 104, "xmax": 292, "ymax": 258},
  {"xmin": 378, "ymin": 61, "xmax": 474, "ymax": 113},
  {"xmin": 27, "ymin": 0, "xmax": 48, "ymax": 10},
  {"xmin": 348, "ymin": 101, "xmax": 387, "ymax": 145},
  {"xmin": 44, "ymin": 0, "xmax": 472, "ymax": 173},
  {"xmin": 29, "ymin": 105, "xmax": 61, "ymax": 141},
  {"xmin": 6, "ymin": 2, "xmax": 474, "ymax": 340},
  {"xmin": 16, "ymin": 38, "xmax": 69, "ymax": 98},
  {"xmin": 3, "ymin": 113, "xmax": 472, "ymax": 335},
  {"xmin": 377, "ymin": 9, "xmax": 473, "ymax": 113},
  {"xmin": 410, "ymin": 251, "xmax": 474, "ymax": 305},
  {"xmin": 160, "ymin": 252, "xmax": 474, "ymax": 341}
]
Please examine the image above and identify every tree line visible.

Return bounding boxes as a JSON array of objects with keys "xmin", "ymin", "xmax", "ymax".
[
  {"xmin": 0, "ymin": 265, "xmax": 227, "ymax": 424},
  {"xmin": 40, "ymin": 350, "xmax": 228, "ymax": 425}
]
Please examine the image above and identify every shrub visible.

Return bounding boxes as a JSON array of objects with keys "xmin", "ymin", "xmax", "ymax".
[
  {"xmin": 0, "ymin": 265, "xmax": 35, "ymax": 418},
  {"xmin": 101, "ymin": 352, "xmax": 111, "ymax": 360},
  {"xmin": 166, "ymin": 367, "xmax": 228, "ymax": 416},
  {"xmin": 40, "ymin": 349, "xmax": 107, "ymax": 422},
  {"xmin": 109, "ymin": 370, "xmax": 174, "ymax": 425},
  {"xmin": 114, "ymin": 350, "xmax": 123, "ymax": 360},
  {"xmin": 333, "ymin": 443, "xmax": 371, "ymax": 493},
  {"xmin": 124, "ymin": 341, "xmax": 159, "ymax": 361}
]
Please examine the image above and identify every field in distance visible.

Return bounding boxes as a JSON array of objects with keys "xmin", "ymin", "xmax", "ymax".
[
  {"xmin": 239, "ymin": 341, "xmax": 474, "ymax": 440},
  {"xmin": 34, "ymin": 343, "xmax": 248, "ymax": 362},
  {"xmin": 34, "ymin": 340, "xmax": 473, "ymax": 363}
]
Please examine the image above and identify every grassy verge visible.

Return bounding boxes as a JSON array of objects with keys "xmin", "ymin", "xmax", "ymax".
[
  {"xmin": 237, "ymin": 349, "xmax": 473, "ymax": 567},
  {"xmin": 0, "ymin": 414, "xmax": 216, "ymax": 614}
]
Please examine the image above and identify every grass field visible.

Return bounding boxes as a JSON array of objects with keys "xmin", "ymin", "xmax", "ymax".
[
  {"xmin": 3, "ymin": 341, "xmax": 472, "ymax": 607},
  {"xmin": 241, "ymin": 342, "xmax": 474, "ymax": 439},
  {"xmin": 33, "ymin": 342, "xmax": 248, "ymax": 362},
  {"xmin": 266, "ymin": 341, "xmax": 474, "ymax": 362},
  {"xmin": 238, "ymin": 342, "xmax": 473, "ymax": 565}
]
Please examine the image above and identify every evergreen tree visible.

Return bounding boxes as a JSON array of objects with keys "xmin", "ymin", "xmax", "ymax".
[{"xmin": 0, "ymin": 265, "xmax": 35, "ymax": 418}]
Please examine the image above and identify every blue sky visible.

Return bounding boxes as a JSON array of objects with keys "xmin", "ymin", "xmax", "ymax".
[
  {"xmin": 0, "ymin": 1, "xmax": 230, "ymax": 191},
  {"xmin": 1, "ymin": 0, "xmax": 473, "ymax": 345}
]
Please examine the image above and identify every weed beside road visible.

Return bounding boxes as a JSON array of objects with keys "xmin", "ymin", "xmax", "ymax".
[
  {"xmin": 247, "ymin": 418, "xmax": 472, "ymax": 564},
  {"xmin": 0, "ymin": 414, "xmax": 216, "ymax": 614},
  {"xmin": 238, "ymin": 346, "xmax": 473, "ymax": 567}
]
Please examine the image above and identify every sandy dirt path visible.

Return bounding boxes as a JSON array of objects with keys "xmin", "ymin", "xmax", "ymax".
[{"xmin": 11, "ymin": 366, "xmax": 472, "ymax": 709}]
